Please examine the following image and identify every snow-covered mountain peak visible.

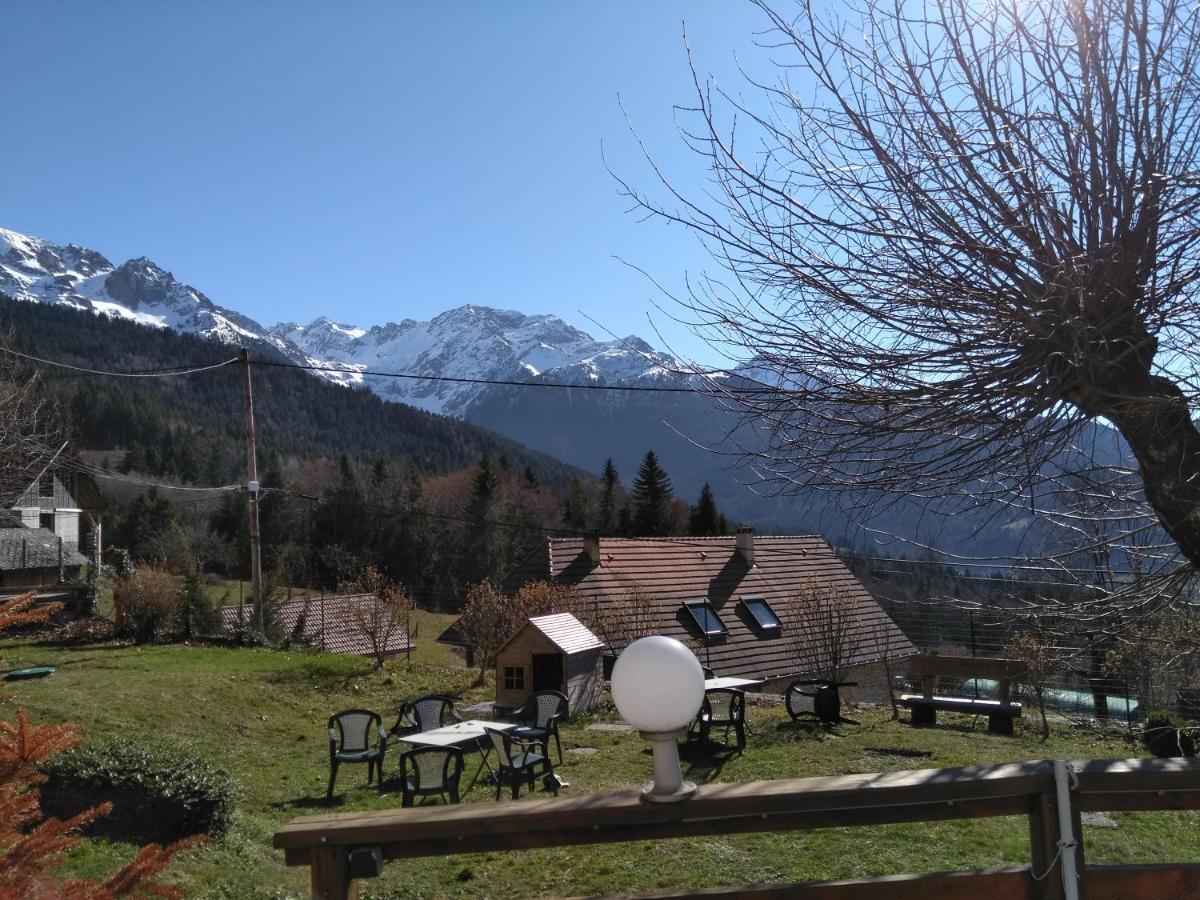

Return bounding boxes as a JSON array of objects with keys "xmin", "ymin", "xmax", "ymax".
[{"xmin": 0, "ymin": 225, "xmax": 682, "ymax": 417}]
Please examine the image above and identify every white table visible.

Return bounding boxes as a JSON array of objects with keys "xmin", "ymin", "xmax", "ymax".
[
  {"xmin": 705, "ymin": 676, "xmax": 764, "ymax": 691},
  {"xmin": 396, "ymin": 720, "xmax": 519, "ymax": 790}
]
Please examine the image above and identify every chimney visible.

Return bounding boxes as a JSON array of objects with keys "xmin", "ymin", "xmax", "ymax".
[
  {"xmin": 735, "ymin": 527, "xmax": 755, "ymax": 567},
  {"xmin": 584, "ymin": 532, "xmax": 602, "ymax": 568}
]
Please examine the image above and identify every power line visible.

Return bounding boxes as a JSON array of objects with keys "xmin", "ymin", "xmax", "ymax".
[
  {"xmin": 15, "ymin": 436, "xmax": 241, "ymax": 494},
  {"xmin": 0, "ymin": 346, "xmax": 240, "ymax": 378},
  {"xmin": 6, "ymin": 342, "xmax": 765, "ymax": 394}
]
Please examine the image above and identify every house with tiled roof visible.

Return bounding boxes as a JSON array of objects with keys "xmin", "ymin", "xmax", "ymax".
[
  {"xmin": 446, "ymin": 529, "xmax": 914, "ymax": 692},
  {"xmin": 10, "ymin": 449, "xmax": 105, "ymax": 566},
  {"xmin": 220, "ymin": 593, "xmax": 414, "ymax": 658}
]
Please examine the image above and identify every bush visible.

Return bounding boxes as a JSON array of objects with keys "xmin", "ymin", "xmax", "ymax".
[
  {"xmin": 114, "ymin": 566, "xmax": 179, "ymax": 642},
  {"xmin": 1141, "ymin": 710, "xmax": 1197, "ymax": 758},
  {"xmin": 176, "ymin": 569, "xmax": 220, "ymax": 638},
  {"xmin": 41, "ymin": 737, "xmax": 237, "ymax": 843}
]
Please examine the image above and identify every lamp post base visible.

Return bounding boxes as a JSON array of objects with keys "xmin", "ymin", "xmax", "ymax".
[
  {"xmin": 638, "ymin": 728, "xmax": 697, "ymax": 803},
  {"xmin": 640, "ymin": 779, "xmax": 698, "ymax": 803}
]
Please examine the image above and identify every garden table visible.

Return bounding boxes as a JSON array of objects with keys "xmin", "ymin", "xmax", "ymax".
[
  {"xmin": 704, "ymin": 676, "xmax": 763, "ymax": 691},
  {"xmin": 395, "ymin": 720, "xmax": 519, "ymax": 791}
]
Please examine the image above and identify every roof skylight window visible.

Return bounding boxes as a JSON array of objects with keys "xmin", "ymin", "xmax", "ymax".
[
  {"xmin": 683, "ymin": 601, "xmax": 728, "ymax": 637},
  {"xmin": 741, "ymin": 597, "xmax": 782, "ymax": 631}
]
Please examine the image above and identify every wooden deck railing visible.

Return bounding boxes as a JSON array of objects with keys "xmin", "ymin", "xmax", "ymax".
[{"xmin": 273, "ymin": 757, "xmax": 1200, "ymax": 899}]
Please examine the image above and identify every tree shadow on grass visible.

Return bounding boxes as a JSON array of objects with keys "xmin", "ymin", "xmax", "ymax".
[
  {"xmin": 273, "ymin": 794, "xmax": 347, "ymax": 812},
  {"xmin": 905, "ymin": 716, "xmax": 989, "ymax": 735},
  {"xmin": 677, "ymin": 741, "xmax": 741, "ymax": 783}
]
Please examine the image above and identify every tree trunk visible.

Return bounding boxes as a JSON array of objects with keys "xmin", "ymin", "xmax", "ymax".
[{"xmin": 1096, "ymin": 371, "xmax": 1200, "ymax": 568}]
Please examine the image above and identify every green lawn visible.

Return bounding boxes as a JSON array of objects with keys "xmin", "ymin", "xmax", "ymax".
[
  {"xmin": 2, "ymin": 619, "xmax": 1196, "ymax": 899},
  {"xmin": 199, "ymin": 578, "xmax": 326, "ymax": 608}
]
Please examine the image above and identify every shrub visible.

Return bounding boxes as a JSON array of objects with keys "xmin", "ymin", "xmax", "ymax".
[
  {"xmin": 114, "ymin": 565, "xmax": 179, "ymax": 642},
  {"xmin": 176, "ymin": 568, "xmax": 220, "ymax": 638},
  {"xmin": 41, "ymin": 737, "xmax": 237, "ymax": 843},
  {"xmin": 1141, "ymin": 710, "xmax": 1197, "ymax": 758}
]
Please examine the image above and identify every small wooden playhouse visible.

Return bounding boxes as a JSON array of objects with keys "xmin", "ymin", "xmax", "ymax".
[{"xmin": 494, "ymin": 612, "xmax": 605, "ymax": 716}]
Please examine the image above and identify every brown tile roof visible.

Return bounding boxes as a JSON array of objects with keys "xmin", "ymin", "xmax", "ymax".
[
  {"xmin": 220, "ymin": 593, "xmax": 413, "ymax": 657},
  {"xmin": 499, "ymin": 535, "xmax": 915, "ymax": 683}
]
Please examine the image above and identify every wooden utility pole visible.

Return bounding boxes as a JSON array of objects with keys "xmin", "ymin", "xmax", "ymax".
[{"xmin": 240, "ymin": 348, "xmax": 264, "ymax": 632}]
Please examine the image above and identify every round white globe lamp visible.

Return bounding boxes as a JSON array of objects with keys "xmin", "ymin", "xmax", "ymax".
[{"xmin": 611, "ymin": 635, "xmax": 705, "ymax": 802}]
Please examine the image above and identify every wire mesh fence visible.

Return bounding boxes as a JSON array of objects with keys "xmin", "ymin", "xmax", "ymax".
[{"xmin": 874, "ymin": 594, "xmax": 1200, "ymax": 728}]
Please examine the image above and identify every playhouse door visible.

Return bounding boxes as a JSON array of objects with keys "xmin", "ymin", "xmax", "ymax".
[{"xmin": 532, "ymin": 654, "xmax": 564, "ymax": 692}]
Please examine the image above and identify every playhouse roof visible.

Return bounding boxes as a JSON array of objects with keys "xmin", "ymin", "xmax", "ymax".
[{"xmin": 502, "ymin": 612, "xmax": 604, "ymax": 656}]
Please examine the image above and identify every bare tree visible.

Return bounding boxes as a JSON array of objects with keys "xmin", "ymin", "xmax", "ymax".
[
  {"xmin": 1005, "ymin": 630, "xmax": 1053, "ymax": 741},
  {"xmin": 0, "ymin": 335, "xmax": 58, "ymax": 505},
  {"xmin": 591, "ymin": 587, "xmax": 656, "ymax": 656},
  {"xmin": 786, "ymin": 584, "xmax": 864, "ymax": 684},
  {"xmin": 343, "ymin": 566, "xmax": 414, "ymax": 670},
  {"xmin": 621, "ymin": 0, "xmax": 1200, "ymax": 577},
  {"xmin": 873, "ymin": 618, "xmax": 900, "ymax": 720},
  {"xmin": 457, "ymin": 580, "xmax": 580, "ymax": 683}
]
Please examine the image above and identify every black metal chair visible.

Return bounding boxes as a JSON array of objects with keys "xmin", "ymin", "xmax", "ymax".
[
  {"xmin": 785, "ymin": 680, "xmax": 858, "ymax": 726},
  {"xmin": 393, "ymin": 693, "xmax": 462, "ymax": 737},
  {"xmin": 697, "ymin": 688, "xmax": 746, "ymax": 751},
  {"xmin": 398, "ymin": 746, "xmax": 465, "ymax": 808},
  {"xmin": 511, "ymin": 690, "xmax": 568, "ymax": 764},
  {"xmin": 484, "ymin": 727, "xmax": 558, "ymax": 800},
  {"xmin": 702, "ymin": 666, "xmax": 717, "ymax": 679},
  {"xmin": 327, "ymin": 709, "xmax": 387, "ymax": 800}
]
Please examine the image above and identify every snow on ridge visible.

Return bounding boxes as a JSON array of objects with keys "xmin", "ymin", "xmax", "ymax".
[
  {"xmin": 89, "ymin": 300, "xmax": 168, "ymax": 329},
  {"xmin": 1, "ymin": 224, "xmax": 684, "ymax": 419}
]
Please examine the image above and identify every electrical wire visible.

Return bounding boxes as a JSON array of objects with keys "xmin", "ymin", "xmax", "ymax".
[{"xmin": 0, "ymin": 345, "xmax": 240, "ymax": 378}]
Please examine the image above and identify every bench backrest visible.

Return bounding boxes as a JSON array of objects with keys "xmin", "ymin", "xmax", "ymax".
[{"xmin": 908, "ymin": 654, "xmax": 1027, "ymax": 704}]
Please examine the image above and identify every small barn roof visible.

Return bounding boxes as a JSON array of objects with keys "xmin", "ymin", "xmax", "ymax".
[
  {"xmin": 526, "ymin": 612, "xmax": 604, "ymax": 655},
  {"xmin": 220, "ymin": 593, "xmax": 414, "ymax": 657},
  {"xmin": 0, "ymin": 527, "xmax": 89, "ymax": 571}
]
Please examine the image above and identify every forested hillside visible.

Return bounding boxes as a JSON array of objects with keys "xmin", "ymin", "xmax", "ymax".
[
  {"xmin": 0, "ymin": 296, "xmax": 582, "ymax": 487},
  {"xmin": 1, "ymin": 296, "xmax": 733, "ymax": 609}
]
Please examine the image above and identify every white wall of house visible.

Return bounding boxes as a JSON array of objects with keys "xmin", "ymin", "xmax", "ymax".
[{"xmin": 54, "ymin": 510, "xmax": 80, "ymax": 548}]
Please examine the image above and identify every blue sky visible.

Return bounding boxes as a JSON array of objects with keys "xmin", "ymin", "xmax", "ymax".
[{"xmin": 0, "ymin": 2, "xmax": 778, "ymax": 366}]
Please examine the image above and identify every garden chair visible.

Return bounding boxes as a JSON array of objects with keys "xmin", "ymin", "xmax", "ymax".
[
  {"xmin": 786, "ymin": 680, "xmax": 858, "ymax": 726},
  {"xmin": 697, "ymin": 688, "xmax": 746, "ymax": 751},
  {"xmin": 483, "ymin": 726, "xmax": 558, "ymax": 800},
  {"xmin": 511, "ymin": 690, "xmax": 568, "ymax": 764},
  {"xmin": 398, "ymin": 746, "xmax": 465, "ymax": 808},
  {"xmin": 392, "ymin": 693, "xmax": 462, "ymax": 737},
  {"xmin": 327, "ymin": 709, "xmax": 387, "ymax": 800}
]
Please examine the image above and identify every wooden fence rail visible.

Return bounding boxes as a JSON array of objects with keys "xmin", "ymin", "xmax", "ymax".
[{"xmin": 273, "ymin": 757, "xmax": 1200, "ymax": 900}]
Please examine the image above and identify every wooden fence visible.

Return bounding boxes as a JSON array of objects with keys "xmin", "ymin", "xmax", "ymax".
[{"xmin": 273, "ymin": 757, "xmax": 1200, "ymax": 899}]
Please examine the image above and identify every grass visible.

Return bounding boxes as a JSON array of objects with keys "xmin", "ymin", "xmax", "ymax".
[
  {"xmin": 2, "ymin": 617, "xmax": 1197, "ymax": 899},
  {"xmin": 199, "ymin": 578, "xmax": 325, "ymax": 608}
]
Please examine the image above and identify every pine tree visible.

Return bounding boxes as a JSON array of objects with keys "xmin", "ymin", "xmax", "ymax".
[
  {"xmin": 598, "ymin": 458, "xmax": 621, "ymax": 534},
  {"xmin": 118, "ymin": 488, "xmax": 179, "ymax": 561},
  {"xmin": 689, "ymin": 482, "xmax": 722, "ymax": 536},
  {"xmin": 561, "ymin": 477, "xmax": 590, "ymax": 532},
  {"xmin": 632, "ymin": 450, "xmax": 674, "ymax": 536},
  {"xmin": 466, "ymin": 456, "xmax": 499, "ymax": 582}
]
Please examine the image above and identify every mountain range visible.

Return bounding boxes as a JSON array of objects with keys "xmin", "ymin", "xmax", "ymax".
[
  {"xmin": 0, "ymin": 226, "xmax": 680, "ymax": 417},
  {"xmin": 1, "ymin": 225, "xmax": 1131, "ymax": 558}
]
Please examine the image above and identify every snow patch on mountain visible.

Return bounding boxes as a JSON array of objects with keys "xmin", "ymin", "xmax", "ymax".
[
  {"xmin": 269, "ymin": 304, "xmax": 682, "ymax": 416},
  {"xmin": 0, "ymin": 225, "xmax": 685, "ymax": 417}
]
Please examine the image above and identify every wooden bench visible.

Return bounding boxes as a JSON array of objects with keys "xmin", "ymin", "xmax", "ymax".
[{"xmin": 899, "ymin": 654, "xmax": 1026, "ymax": 735}]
